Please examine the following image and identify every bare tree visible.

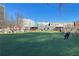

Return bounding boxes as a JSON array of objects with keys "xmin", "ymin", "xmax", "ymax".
[{"xmin": 16, "ymin": 12, "xmax": 24, "ymax": 27}]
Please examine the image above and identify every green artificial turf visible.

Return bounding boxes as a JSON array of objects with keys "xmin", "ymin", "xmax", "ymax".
[{"xmin": 0, "ymin": 32, "xmax": 79, "ymax": 56}]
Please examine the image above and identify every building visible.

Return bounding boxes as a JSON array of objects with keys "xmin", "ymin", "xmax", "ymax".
[
  {"xmin": 22, "ymin": 18, "xmax": 35, "ymax": 27},
  {"xmin": 74, "ymin": 21, "xmax": 79, "ymax": 29},
  {"xmin": 74, "ymin": 21, "xmax": 79, "ymax": 32},
  {"xmin": 0, "ymin": 5, "xmax": 5, "ymax": 29},
  {"xmin": 52, "ymin": 22, "xmax": 74, "ymax": 32},
  {"xmin": 21, "ymin": 18, "xmax": 36, "ymax": 30},
  {"xmin": 37, "ymin": 22, "xmax": 49, "ymax": 30}
]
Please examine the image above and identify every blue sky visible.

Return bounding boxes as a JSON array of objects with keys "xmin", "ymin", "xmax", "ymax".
[{"xmin": 2, "ymin": 3, "xmax": 79, "ymax": 22}]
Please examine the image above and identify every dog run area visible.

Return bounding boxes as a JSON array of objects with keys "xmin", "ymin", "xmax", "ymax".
[{"xmin": 0, "ymin": 31, "xmax": 79, "ymax": 56}]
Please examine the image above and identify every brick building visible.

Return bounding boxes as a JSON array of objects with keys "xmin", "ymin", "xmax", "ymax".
[{"xmin": 74, "ymin": 21, "xmax": 79, "ymax": 29}]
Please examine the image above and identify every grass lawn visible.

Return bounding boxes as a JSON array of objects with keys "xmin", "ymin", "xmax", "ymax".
[{"xmin": 0, "ymin": 32, "xmax": 79, "ymax": 56}]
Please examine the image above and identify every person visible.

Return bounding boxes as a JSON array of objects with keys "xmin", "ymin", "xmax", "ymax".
[{"xmin": 64, "ymin": 31, "xmax": 70, "ymax": 40}]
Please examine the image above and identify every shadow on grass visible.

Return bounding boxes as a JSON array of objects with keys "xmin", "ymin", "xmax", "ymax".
[{"xmin": 0, "ymin": 32, "xmax": 79, "ymax": 56}]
